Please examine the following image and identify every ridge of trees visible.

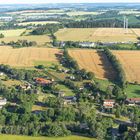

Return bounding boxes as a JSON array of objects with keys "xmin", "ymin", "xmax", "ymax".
[{"xmin": 104, "ymin": 49, "xmax": 126, "ymax": 88}]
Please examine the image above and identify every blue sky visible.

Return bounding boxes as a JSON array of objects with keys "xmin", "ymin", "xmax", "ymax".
[{"xmin": 0, "ymin": 0, "xmax": 140, "ymax": 4}]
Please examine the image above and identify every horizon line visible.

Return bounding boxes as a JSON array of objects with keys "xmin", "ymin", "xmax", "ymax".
[{"xmin": 0, "ymin": 2, "xmax": 140, "ymax": 5}]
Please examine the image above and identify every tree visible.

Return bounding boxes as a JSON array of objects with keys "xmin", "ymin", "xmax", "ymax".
[
  {"xmin": 47, "ymin": 123, "xmax": 70, "ymax": 136},
  {"xmin": 0, "ymin": 33, "xmax": 4, "ymax": 38},
  {"xmin": 118, "ymin": 124, "xmax": 128, "ymax": 134},
  {"xmin": 86, "ymin": 72, "xmax": 95, "ymax": 80},
  {"xmin": 115, "ymin": 106, "xmax": 121, "ymax": 118},
  {"xmin": 96, "ymin": 122, "xmax": 106, "ymax": 140}
]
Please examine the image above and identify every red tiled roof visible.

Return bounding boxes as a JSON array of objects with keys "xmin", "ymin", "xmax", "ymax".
[
  {"xmin": 35, "ymin": 78, "xmax": 52, "ymax": 84},
  {"xmin": 104, "ymin": 99, "xmax": 115, "ymax": 102},
  {"xmin": 127, "ymin": 98, "xmax": 140, "ymax": 101}
]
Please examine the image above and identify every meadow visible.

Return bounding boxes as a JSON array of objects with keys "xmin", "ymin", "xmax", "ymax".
[{"xmin": 55, "ymin": 28, "xmax": 140, "ymax": 43}]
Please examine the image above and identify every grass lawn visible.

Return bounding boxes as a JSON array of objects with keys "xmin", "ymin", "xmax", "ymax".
[
  {"xmin": 32, "ymin": 105, "xmax": 47, "ymax": 111},
  {"xmin": 125, "ymin": 84, "xmax": 140, "ymax": 98},
  {"xmin": 95, "ymin": 78, "xmax": 140, "ymax": 98},
  {"xmin": 0, "ymin": 135, "xmax": 95, "ymax": 140},
  {"xmin": 95, "ymin": 78, "xmax": 113, "ymax": 92},
  {"xmin": 56, "ymin": 84, "xmax": 75, "ymax": 96}
]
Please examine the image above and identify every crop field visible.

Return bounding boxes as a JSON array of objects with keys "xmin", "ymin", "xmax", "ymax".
[
  {"xmin": 0, "ymin": 35, "xmax": 51, "ymax": 45},
  {"xmin": 6, "ymin": 9, "xmax": 64, "ymax": 15},
  {"xmin": 68, "ymin": 49, "xmax": 116, "ymax": 80},
  {"xmin": 67, "ymin": 11, "xmax": 102, "ymax": 16},
  {"xmin": 0, "ymin": 29, "xmax": 26, "ymax": 37},
  {"xmin": 119, "ymin": 10, "xmax": 140, "ymax": 15},
  {"xmin": 55, "ymin": 28, "xmax": 139, "ymax": 43},
  {"xmin": 0, "ymin": 135, "xmax": 95, "ymax": 140},
  {"xmin": 112, "ymin": 51, "xmax": 140, "ymax": 83},
  {"xmin": 0, "ymin": 46, "xmax": 60, "ymax": 67},
  {"xmin": 18, "ymin": 21, "xmax": 59, "ymax": 26}
]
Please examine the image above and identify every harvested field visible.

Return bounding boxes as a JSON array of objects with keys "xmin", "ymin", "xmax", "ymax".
[
  {"xmin": 112, "ymin": 51, "xmax": 140, "ymax": 83},
  {"xmin": 0, "ymin": 35, "xmax": 51, "ymax": 45},
  {"xmin": 0, "ymin": 46, "xmax": 60, "ymax": 67},
  {"xmin": 68, "ymin": 49, "xmax": 116, "ymax": 80},
  {"xmin": 56, "ymin": 28, "xmax": 139, "ymax": 43}
]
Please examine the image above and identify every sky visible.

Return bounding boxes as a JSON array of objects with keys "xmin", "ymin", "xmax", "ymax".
[{"xmin": 0, "ymin": 0, "xmax": 140, "ymax": 4}]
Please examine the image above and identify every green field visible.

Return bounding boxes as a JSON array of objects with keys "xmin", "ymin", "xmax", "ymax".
[
  {"xmin": 125, "ymin": 84, "xmax": 140, "ymax": 98},
  {"xmin": 56, "ymin": 84, "xmax": 75, "ymax": 96},
  {"xmin": 0, "ymin": 135, "xmax": 95, "ymax": 140},
  {"xmin": 95, "ymin": 79, "xmax": 140, "ymax": 98}
]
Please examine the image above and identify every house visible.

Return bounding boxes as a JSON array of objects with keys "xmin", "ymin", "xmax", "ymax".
[
  {"xmin": 125, "ymin": 98, "xmax": 140, "ymax": 106},
  {"xmin": 59, "ymin": 41, "xmax": 66, "ymax": 47},
  {"xmin": 20, "ymin": 84, "xmax": 32, "ymax": 91},
  {"xmin": 69, "ymin": 75, "xmax": 75, "ymax": 80},
  {"xmin": 35, "ymin": 78, "xmax": 53, "ymax": 86},
  {"xmin": 63, "ymin": 96, "xmax": 77, "ymax": 105},
  {"xmin": 0, "ymin": 72, "xmax": 4, "ymax": 76},
  {"xmin": 79, "ymin": 42, "xmax": 95, "ymax": 48},
  {"xmin": 103, "ymin": 99, "xmax": 115, "ymax": 108},
  {"xmin": 0, "ymin": 98, "xmax": 7, "ymax": 109}
]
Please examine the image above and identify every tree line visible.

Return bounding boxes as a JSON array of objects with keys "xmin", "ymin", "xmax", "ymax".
[
  {"xmin": 104, "ymin": 49, "xmax": 126, "ymax": 88},
  {"xmin": 1, "ymin": 40, "xmax": 37, "ymax": 48},
  {"xmin": 31, "ymin": 24, "xmax": 63, "ymax": 35}
]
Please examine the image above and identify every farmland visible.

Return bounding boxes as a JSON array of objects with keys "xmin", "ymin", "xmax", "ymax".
[
  {"xmin": 18, "ymin": 21, "xmax": 59, "ymax": 26},
  {"xmin": 0, "ymin": 46, "xmax": 60, "ymax": 67},
  {"xmin": 112, "ymin": 50, "xmax": 140, "ymax": 83},
  {"xmin": 0, "ymin": 135, "xmax": 95, "ymax": 140},
  {"xmin": 68, "ymin": 49, "xmax": 116, "ymax": 80},
  {"xmin": 55, "ymin": 28, "xmax": 140, "ymax": 43},
  {"xmin": 0, "ymin": 35, "xmax": 51, "ymax": 46},
  {"xmin": 67, "ymin": 11, "xmax": 102, "ymax": 16},
  {"xmin": 0, "ymin": 29, "xmax": 26, "ymax": 37}
]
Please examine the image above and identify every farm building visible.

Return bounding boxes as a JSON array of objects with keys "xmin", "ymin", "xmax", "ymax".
[
  {"xmin": 35, "ymin": 78, "xmax": 53, "ymax": 86},
  {"xmin": 79, "ymin": 42, "xmax": 95, "ymax": 47},
  {"xmin": 0, "ymin": 98, "xmax": 7, "ymax": 109},
  {"xmin": 103, "ymin": 99, "xmax": 115, "ymax": 108}
]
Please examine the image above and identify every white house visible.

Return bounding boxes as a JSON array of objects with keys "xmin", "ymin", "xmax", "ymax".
[
  {"xmin": 0, "ymin": 98, "xmax": 7, "ymax": 109},
  {"xmin": 79, "ymin": 42, "xmax": 95, "ymax": 48},
  {"xmin": 103, "ymin": 99, "xmax": 115, "ymax": 109}
]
